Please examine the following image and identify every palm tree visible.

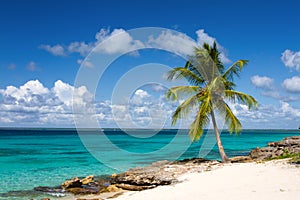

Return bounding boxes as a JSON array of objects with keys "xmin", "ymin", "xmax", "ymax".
[{"xmin": 166, "ymin": 42, "xmax": 258, "ymax": 163}]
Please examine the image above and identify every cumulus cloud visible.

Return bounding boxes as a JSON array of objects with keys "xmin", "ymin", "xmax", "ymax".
[
  {"xmin": 67, "ymin": 41, "xmax": 94, "ymax": 56},
  {"xmin": 27, "ymin": 61, "xmax": 39, "ymax": 71},
  {"xmin": 280, "ymin": 101, "xmax": 300, "ymax": 117},
  {"xmin": 94, "ymin": 29, "xmax": 144, "ymax": 54},
  {"xmin": 40, "ymin": 28, "xmax": 144, "ymax": 57},
  {"xmin": 228, "ymin": 101, "xmax": 300, "ymax": 129},
  {"xmin": 0, "ymin": 81, "xmax": 176, "ymax": 128},
  {"xmin": 1, "ymin": 79, "xmax": 299, "ymax": 129},
  {"xmin": 0, "ymin": 80, "xmax": 93, "ymax": 126},
  {"xmin": 281, "ymin": 49, "xmax": 300, "ymax": 71},
  {"xmin": 40, "ymin": 28, "xmax": 231, "ymax": 64},
  {"xmin": 150, "ymin": 84, "xmax": 166, "ymax": 92},
  {"xmin": 251, "ymin": 75, "xmax": 274, "ymax": 89},
  {"xmin": 282, "ymin": 76, "xmax": 300, "ymax": 93},
  {"xmin": 196, "ymin": 29, "xmax": 231, "ymax": 63},
  {"xmin": 146, "ymin": 29, "xmax": 230, "ymax": 63},
  {"xmin": 147, "ymin": 30, "xmax": 195, "ymax": 57},
  {"xmin": 39, "ymin": 44, "xmax": 66, "ymax": 56}
]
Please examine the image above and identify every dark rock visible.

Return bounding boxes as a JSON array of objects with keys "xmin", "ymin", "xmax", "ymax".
[
  {"xmin": 172, "ymin": 157, "xmax": 209, "ymax": 164},
  {"xmin": 34, "ymin": 186, "xmax": 64, "ymax": 193},
  {"xmin": 115, "ymin": 183, "xmax": 156, "ymax": 191}
]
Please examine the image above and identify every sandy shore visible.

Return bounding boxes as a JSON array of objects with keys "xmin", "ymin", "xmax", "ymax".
[{"xmin": 108, "ymin": 159, "xmax": 300, "ymax": 200}]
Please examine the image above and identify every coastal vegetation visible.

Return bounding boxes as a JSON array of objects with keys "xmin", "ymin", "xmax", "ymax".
[{"xmin": 166, "ymin": 42, "xmax": 258, "ymax": 162}]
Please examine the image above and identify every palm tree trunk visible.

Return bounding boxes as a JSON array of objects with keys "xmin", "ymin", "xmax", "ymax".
[{"xmin": 211, "ymin": 109, "xmax": 231, "ymax": 163}]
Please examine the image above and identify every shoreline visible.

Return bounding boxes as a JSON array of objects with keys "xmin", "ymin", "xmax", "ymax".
[
  {"xmin": 112, "ymin": 159, "xmax": 300, "ymax": 200},
  {"xmin": 2, "ymin": 135, "xmax": 300, "ymax": 200},
  {"xmin": 59, "ymin": 135, "xmax": 300, "ymax": 200},
  {"xmin": 62, "ymin": 159, "xmax": 300, "ymax": 200}
]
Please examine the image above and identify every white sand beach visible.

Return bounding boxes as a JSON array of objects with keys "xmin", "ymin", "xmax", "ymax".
[{"xmin": 111, "ymin": 159, "xmax": 300, "ymax": 200}]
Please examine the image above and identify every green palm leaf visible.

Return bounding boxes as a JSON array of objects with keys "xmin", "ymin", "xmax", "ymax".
[
  {"xmin": 189, "ymin": 98, "xmax": 210, "ymax": 141},
  {"xmin": 166, "ymin": 86, "xmax": 199, "ymax": 101},
  {"xmin": 222, "ymin": 60, "xmax": 248, "ymax": 81},
  {"xmin": 171, "ymin": 94, "xmax": 200, "ymax": 126},
  {"xmin": 167, "ymin": 67, "xmax": 204, "ymax": 85},
  {"xmin": 225, "ymin": 90, "xmax": 258, "ymax": 109},
  {"xmin": 165, "ymin": 42, "xmax": 258, "ymax": 162}
]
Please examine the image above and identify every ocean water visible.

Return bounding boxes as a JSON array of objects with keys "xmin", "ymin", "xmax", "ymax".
[{"xmin": 0, "ymin": 128, "xmax": 299, "ymax": 200}]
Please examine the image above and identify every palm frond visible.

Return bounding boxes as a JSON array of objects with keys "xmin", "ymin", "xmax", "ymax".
[
  {"xmin": 213, "ymin": 99, "xmax": 242, "ymax": 134},
  {"xmin": 222, "ymin": 60, "xmax": 248, "ymax": 81},
  {"xmin": 225, "ymin": 90, "xmax": 258, "ymax": 109},
  {"xmin": 166, "ymin": 86, "xmax": 199, "ymax": 101},
  {"xmin": 224, "ymin": 102, "xmax": 242, "ymax": 133},
  {"xmin": 189, "ymin": 98, "xmax": 211, "ymax": 141},
  {"xmin": 166, "ymin": 67, "xmax": 205, "ymax": 85},
  {"xmin": 171, "ymin": 94, "xmax": 200, "ymax": 126}
]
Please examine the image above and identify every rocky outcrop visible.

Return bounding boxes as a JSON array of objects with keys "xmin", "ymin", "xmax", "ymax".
[
  {"xmin": 59, "ymin": 175, "xmax": 103, "ymax": 195},
  {"xmin": 114, "ymin": 183, "xmax": 156, "ymax": 191},
  {"xmin": 61, "ymin": 175, "xmax": 95, "ymax": 189},
  {"xmin": 250, "ymin": 136, "xmax": 300, "ymax": 160},
  {"xmin": 111, "ymin": 158, "xmax": 220, "ymax": 189},
  {"xmin": 81, "ymin": 175, "xmax": 94, "ymax": 185},
  {"xmin": 61, "ymin": 177, "xmax": 82, "ymax": 189},
  {"xmin": 229, "ymin": 156, "xmax": 253, "ymax": 163}
]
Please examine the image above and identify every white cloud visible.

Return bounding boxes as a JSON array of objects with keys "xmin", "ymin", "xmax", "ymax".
[
  {"xmin": 39, "ymin": 44, "xmax": 66, "ymax": 56},
  {"xmin": 1, "ymin": 80, "xmax": 299, "ymax": 129},
  {"xmin": 227, "ymin": 101, "xmax": 300, "ymax": 129},
  {"xmin": 0, "ymin": 80, "xmax": 93, "ymax": 126},
  {"xmin": 67, "ymin": 41, "xmax": 94, "ymax": 56},
  {"xmin": 282, "ymin": 76, "xmax": 300, "ymax": 93},
  {"xmin": 40, "ymin": 28, "xmax": 231, "ymax": 64},
  {"xmin": 196, "ymin": 29, "xmax": 231, "ymax": 63},
  {"xmin": 150, "ymin": 84, "xmax": 166, "ymax": 92},
  {"xmin": 0, "ymin": 81, "xmax": 174, "ymax": 128},
  {"xmin": 147, "ymin": 30, "xmax": 195, "ymax": 56},
  {"xmin": 130, "ymin": 89, "xmax": 151, "ymax": 106},
  {"xmin": 94, "ymin": 28, "xmax": 144, "ymax": 54},
  {"xmin": 77, "ymin": 59, "xmax": 94, "ymax": 68},
  {"xmin": 280, "ymin": 101, "xmax": 300, "ymax": 117},
  {"xmin": 251, "ymin": 75, "xmax": 274, "ymax": 89},
  {"xmin": 40, "ymin": 28, "xmax": 144, "ymax": 57},
  {"xmin": 146, "ymin": 29, "xmax": 231, "ymax": 63},
  {"xmin": 27, "ymin": 61, "xmax": 39, "ymax": 71},
  {"xmin": 281, "ymin": 49, "xmax": 300, "ymax": 71},
  {"xmin": 134, "ymin": 89, "xmax": 150, "ymax": 98}
]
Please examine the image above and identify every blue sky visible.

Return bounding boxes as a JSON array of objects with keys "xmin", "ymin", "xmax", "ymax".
[{"xmin": 0, "ymin": 0, "xmax": 300, "ymax": 129}]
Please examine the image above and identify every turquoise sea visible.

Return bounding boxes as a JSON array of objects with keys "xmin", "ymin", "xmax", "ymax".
[{"xmin": 0, "ymin": 128, "xmax": 299, "ymax": 200}]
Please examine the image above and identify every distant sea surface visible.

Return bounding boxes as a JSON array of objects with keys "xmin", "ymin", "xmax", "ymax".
[{"xmin": 0, "ymin": 128, "xmax": 299, "ymax": 199}]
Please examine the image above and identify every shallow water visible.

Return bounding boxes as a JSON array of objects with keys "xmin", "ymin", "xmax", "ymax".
[{"xmin": 0, "ymin": 128, "xmax": 299, "ymax": 199}]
